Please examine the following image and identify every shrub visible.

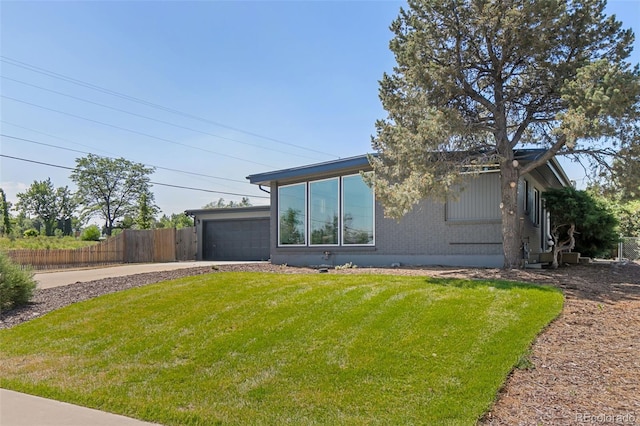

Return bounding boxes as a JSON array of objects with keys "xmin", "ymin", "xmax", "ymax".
[
  {"xmin": 0, "ymin": 251, "xmax": 36, "ymax": 310},
  {"xmin": 80, "ymin": 225, "xmax": 101, "ymax": 241},
  {"xmin": 23, "ymin": 228, "xmax": 39, "ymax": 238}
]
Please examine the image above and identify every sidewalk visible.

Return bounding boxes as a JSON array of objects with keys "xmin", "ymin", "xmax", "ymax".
[
  {"xmin": 0, "ymin": 389, "xmax": 160, "ymax": 426},
  {"xmin": 34, "ymin": 261, "xmax": 259, "ymax": 289}
]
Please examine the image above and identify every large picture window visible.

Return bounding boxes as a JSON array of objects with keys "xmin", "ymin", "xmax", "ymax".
[
  {"xmin": 278, "ymin": 183, "xmax": 306, "ymax": 245},
  {"xmin": 310, "ymin": 178, "xmax": 339, "ymax": 245},
  {"xmin": 342, "ymin": 174, "xmax": 374, "ymax": 245},
  {"xmin": 277, "ymin": 174, "xmax": 375, "ymax": 247}
]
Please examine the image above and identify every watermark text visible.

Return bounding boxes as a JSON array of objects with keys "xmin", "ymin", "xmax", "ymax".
[{"xmin": 576, "ymin": 412, "xmax": 636, "ymax": 424}]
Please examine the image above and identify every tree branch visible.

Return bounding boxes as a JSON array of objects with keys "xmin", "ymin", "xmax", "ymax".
[{"xmin": 519, "ymin": 134, "xmax": 567, "ymax": 175}]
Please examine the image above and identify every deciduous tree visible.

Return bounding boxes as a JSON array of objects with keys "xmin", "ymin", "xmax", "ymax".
[
  {"xmin": 157, "ymin": 213, "xmax": 194, "ymax": 229},
  {"xmin": 15, "ymin": 179, "xmax": 76, "ymax": 236},
  {"xmin": 203, "ymin": 197, "xmax": 252, "ymax": 209},
  {"xmin": 71, "ymin": 154, "xmax": 156, "ymax": 236},
  {"xmin": 369, "ymin": 0, "xmax": 640, "ymax": 268}
]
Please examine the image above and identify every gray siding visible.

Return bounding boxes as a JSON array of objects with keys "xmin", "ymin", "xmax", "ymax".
[
  {"xmin": 446, "ymin": 173, "xmax": 501, "ymax": 221},
  {"xmin": 258, "ymin": 153, "xmax": 569, "ymax": 268},
  {"xmin": 519, "ymin": 175, "xmax": 552, "ymax": 262},
  {"xmin": 269, "ymin": 179, "xmax": 503, "ymax": 268}
]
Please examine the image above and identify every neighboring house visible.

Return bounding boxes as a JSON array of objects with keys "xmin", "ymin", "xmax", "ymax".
[{"xmin": 244, "ymin": 150, "xmax": 571, "ymax": 268}]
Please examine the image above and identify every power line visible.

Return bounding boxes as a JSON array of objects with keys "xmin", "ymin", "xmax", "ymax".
[
  {"xmin": 1, "ymin": 94, "xmax": 276, "ymax": 168},
  {"xmin": 1, "ymin": 134, "xmax": 249, "ymax": 184},
  {"xmin": 1, "ymin": 120, "xmax": 119, "ymax": 157},
  {"xmin": 2, "ymin": 76, "xmax": 321, "ymax": 161},
  {"xmin": 0, "ymin": 154, "xmax": 269, "ymax": 199},
  {"xmin": 1, "ymin": 56, "xmax": 339, "ymax": 158}
]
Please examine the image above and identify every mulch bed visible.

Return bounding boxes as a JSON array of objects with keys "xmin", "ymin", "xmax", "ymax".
[{"xmin": 2, "ymin": 261, "xmax": 639, "ymax": 424}]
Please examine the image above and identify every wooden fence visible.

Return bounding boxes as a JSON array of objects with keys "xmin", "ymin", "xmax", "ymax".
[
  {"xmin": 5, "ymin": 227, "xmax": 197, "ymax": 270},
  {"xmin": 176, "ymin": 227, "xmax": 197, "ymax": 261}
]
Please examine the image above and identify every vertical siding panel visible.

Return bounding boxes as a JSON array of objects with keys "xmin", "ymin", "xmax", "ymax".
[{"xmin": 447, "ymin": 173, "xmax": 500, "ymax": 221}]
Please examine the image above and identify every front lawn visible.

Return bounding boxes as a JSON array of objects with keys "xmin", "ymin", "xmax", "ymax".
[{"xmin": 0, "ymin": 272, "xmax": 562, "ymax": 425}]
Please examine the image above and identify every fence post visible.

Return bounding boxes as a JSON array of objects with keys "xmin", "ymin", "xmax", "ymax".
[
  {"xmin": 122, "ymin": 229, "xmax": 128, "ymax": 263},
  {"xmin": 618, "ymin": 235, "xmax": 623, "ymax": 262}
]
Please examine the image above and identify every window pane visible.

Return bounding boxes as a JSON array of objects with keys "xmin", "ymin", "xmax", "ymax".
[
  {"xmin": 343, "ymin": 174, "xmax": 374, "ymax": 245},
  {"xmin": 310, "ymin": 178, "xmax": 339, "ymax": 245},
  {"xmin": 278, "ymin": 183, "xmax": 306, "ymax": 245}
]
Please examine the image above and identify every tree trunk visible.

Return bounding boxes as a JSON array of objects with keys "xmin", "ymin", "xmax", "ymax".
[
  {"xmin": 500, "ymin": 160, "xmax": 522, "ymax": 269},
  {"xmin": 550, "ymin": 223, "xmax": 576, "ymax": 269}
]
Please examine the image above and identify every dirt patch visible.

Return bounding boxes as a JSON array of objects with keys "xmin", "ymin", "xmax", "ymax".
[{"xmin": 1, "ymin": 261, "xmax": 639, "ymax": 424}]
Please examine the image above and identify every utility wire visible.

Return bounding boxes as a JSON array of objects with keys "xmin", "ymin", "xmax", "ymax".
[
  {"xmin": 1, "ymin": 95, "xmax": 276, "ymax": 168},
  {"xmin": 0, "ymin": 154, "xmax": 269, "ymax": 199},
  {"xmin": 2, "ymin": 76, "xmax": 321, "ymax": 161},
  {"xmin": 1, "ymin": 56, "xmax": 339, "ymax": 158},
  {"xmin": 1, "ymin": 134, "xmax": 250, "ymax": 184},
  {"xmin": 1, "ymin": 120, "xmax": 119, "ymax": 157}
]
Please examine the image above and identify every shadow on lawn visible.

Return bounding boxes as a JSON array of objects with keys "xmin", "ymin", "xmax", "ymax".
[
  {"xmin": 425, "ymin": 276, "xmax": 560, "ymax": 293},
  {"xmin": 432, "ymin": 261, "xmax": 640, "ymax": 304}
]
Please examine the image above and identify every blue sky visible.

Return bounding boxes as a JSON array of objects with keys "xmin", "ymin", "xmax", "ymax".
[{"xmin": 1, "ymin": 0, "xmax": 638, "ymax": 217}]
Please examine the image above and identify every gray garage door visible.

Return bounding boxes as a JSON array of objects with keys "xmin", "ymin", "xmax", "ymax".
[{"xmin": 202, "ymin": 218, "xmax": 270, "ymax": 261}]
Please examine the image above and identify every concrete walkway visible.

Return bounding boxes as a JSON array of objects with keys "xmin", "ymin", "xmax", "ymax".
[
  {"xmin": 4, "ymin": 260, "xmax": 265, "ymax": 425},
  {"xmin": 35, "ymin": 261, "xmax": 263, "ymax": 289},
  {"xmin": 0, "ymin": 389, "xmax": 160, "ymax": 426}
]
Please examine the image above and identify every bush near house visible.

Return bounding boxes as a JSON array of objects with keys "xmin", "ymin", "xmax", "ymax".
[{"xmin": 0, "ymin": 251, "xmax": 36, "ymax": 310}]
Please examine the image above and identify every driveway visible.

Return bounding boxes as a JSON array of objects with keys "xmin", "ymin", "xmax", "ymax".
[{"xmin": 34, "ymin": 261, "xmax": 263, "ymax": 289}]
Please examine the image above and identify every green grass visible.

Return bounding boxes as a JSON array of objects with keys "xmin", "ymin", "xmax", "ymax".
[
  {"xmin": 0, "ymin": 272, "xmax": 562, "ymax": 425},
  {"xmin": 0, "ymin": 236, "xmax": 99, "ymax": 250}
]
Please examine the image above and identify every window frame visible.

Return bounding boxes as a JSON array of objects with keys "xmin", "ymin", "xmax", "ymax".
[
  {"xmin": 276, "ymin": 174, "xmax": 375, "ymax": 248},
  {"xmin": 341, "ymin": 173, "xmax": 375, "ymax": 246},
  {"xmin": 277, "ymin": 182, "xmax": 308, "ymax": 247},
  {"xmin": 308, "ymin": 177, "xmax": 340, "ymax": 247},
  {"xmin": 523, "ymin": 179, "xmax": 530, "ymax": 214},
  {"xmin": 532, "ymin": 188, "xmax": 540, "ymax": 226}
]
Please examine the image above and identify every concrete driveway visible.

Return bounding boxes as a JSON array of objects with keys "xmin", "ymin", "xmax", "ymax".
[{"xmin": 34, "ymin": 261, "xmax": 265, "ymax": 289}]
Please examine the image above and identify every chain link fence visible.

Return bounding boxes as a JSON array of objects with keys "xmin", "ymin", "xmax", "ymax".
[{"xmin": 620, "ymin": 237, "xmax": 640, "ymax": 261}]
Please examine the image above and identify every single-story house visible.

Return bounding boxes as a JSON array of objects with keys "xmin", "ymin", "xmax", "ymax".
[{"xmin": 187, "ymin": 150, "xmax": 570, "ymax": 267}]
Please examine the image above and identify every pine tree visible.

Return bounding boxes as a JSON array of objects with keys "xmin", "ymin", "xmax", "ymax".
[{"xmin": 369, "ymin": 0, "xmax": 639, "ymax": 268}]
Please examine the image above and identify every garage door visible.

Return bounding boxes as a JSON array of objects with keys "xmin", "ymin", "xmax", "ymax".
[{"xmin": 202, "ymin": 218, "xmax": 270, "ymax": 261}]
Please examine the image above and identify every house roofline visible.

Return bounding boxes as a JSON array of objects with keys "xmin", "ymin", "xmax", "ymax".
[
  {"xmin": 247, "ymin": 149, "xmax": 572, "ymax": 187},
  {"xmin": 185, "ymin": 205, "xmax": 271, "ymax": 216},
  {"xmin": 247, "ymin": 155, "xmax": 372, "ymax": 186}
]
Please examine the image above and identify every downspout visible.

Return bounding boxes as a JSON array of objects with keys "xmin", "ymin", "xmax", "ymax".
[{"xmin": 259, "ymin": 185, "xmax": 270, "ymax": 194}]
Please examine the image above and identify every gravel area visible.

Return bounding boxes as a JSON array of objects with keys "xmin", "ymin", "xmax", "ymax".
[{"xmin": 1, "ymin": 260, "xmax": 639, "ymax": 424}]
